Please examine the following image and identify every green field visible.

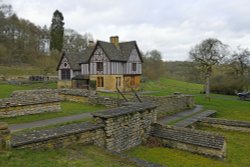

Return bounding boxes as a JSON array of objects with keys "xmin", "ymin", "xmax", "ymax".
[
  {"xmin": 128, "ymin": 78, "xmax": 250, "ymax": 167},
  {"xmin": 141, "ymin": 78, "xmax": 203, "ymax": 96},
  {"xmin": 0, "ymin": 82, "xmax": 57, "ymax": 98},
  {"xmin": 0, "ymin": 78, "xmax": 249, "ymax": 167},
  {"xmin": 0, "ymin": 145, "xmax": 137, "ymax": 167}
]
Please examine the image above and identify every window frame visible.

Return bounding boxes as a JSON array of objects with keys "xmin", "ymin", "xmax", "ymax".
[
  {"xmin": 96, "ymin": 62, "xmax": 104, "ymax": 72},
  {"xmin": 132, "ymin": 63, "xmax": 137, "ymax": 72},
  {"xmin": 61, "ymin": 69, "xmax": 71, "ymax": 80}
]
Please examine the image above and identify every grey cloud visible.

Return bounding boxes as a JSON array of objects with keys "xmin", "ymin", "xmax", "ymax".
[{"xmin": 4, "ymin": 0, "xmax": 250, "ymax": 60}]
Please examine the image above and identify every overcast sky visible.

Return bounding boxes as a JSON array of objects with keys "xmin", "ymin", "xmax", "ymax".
[{"xmin": 3, "ymin": 0, "xmax": 250, "ymax": 60}]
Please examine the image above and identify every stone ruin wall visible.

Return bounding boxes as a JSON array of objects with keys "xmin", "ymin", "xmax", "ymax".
[
  {"xmin": 0, "ymin": 88, "xmax": 195, "ymax": 119},
  {"xmin": 149, "ymin": 124, "xmax": 226, "ymax": 158},
  {"xmin": 3, "ymin": 103, "xmax": 156, "ymax": 152},
  {"xmin": 93, "ymin": 102, "xmax": 157, "ymax": 152},
  {"xmin": 0, "ymin": 89, "xmax": 60, "ymax": 118},
  {"xmin": 57, "ymin": 89, "xmax": 195, "ymax": 115},
  {"xmin": 11, "ymin": 122, "xmax": 105, "ymax": 150},
  {"xmin": 199, "ymin": 117, "xmax": 250, "ymax": 133},
  {"xmin": 0, "ymin": 102, "xmax": 234, "ymax": 159},
  {"xmin": 141, "ymin": 95, "xmax": 195, "ymax": 117}
]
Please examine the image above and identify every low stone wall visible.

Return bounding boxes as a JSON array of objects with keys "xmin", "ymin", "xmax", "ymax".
[
  {"xmin": 0, "ymin": 102, "xmax": 60, "ymax": 118},
  {"xmin": 0, "ymin": 89, "xmax": 61, "ymax": 118},
  {"xmin": 7, "ymin": 102, "xmax": 157, "ymax": 152},
  {"xmin": 57, "ymin": 89, "xmax": 194, "ymax": 111},
  {"xmin": 10, "ymin": 89, "xmax": 58, "ymax": 98},
  {"xmin": 92, "ymin": 102, "xmax": 157, "ymax": 152},
  {"xmin": 88, "ymin": 96, "xmax": 125, "ymax": 108},
  {"xmin": 200, "ymin": 117, "xmax": 250, "ymax": 132},
  {"xmin": 149, "ymin": 124, "xmax": 226, "ymax": 158},
  {"xmin": 11, "ymin": 122, "xmax": 104, "ymax": 149},
  {"xmin": 142, "ymin": 95, "xmax": 195, "ymax": 117},
  {"xmin": 58, "ymin": 88, "xmax": 125, "ymax": 107}
]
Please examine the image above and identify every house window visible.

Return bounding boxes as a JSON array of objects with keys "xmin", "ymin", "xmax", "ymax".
[
  {"xmin": 97, "ymin": 77, "xmax": 104, "ymax": 87},
  {"xmin": 61, "ymin": 69, "xmax": 71, "ymax": 80},
  {"xmin": 116, "ymin": 77, "xmax": 122, "ymax": 87},
  {"xmin": 132, "ymin": 63, "xmax": 137, "ymax": 71},
  {"xmin": 97, "ymin": 62, "xmax": 103, "ymax": 71}
]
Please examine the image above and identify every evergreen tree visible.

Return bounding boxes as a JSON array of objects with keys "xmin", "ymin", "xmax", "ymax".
[{"xmin": 50, "ymin": 10, "xmax": 64, "ymax": 52}]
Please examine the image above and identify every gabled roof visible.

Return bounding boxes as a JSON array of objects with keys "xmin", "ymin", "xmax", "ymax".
[
  {"xmin": 57, "ymin": 39, "xmax": 142, "ymax": 70},
  {"xmin": 119, "ymin": 41, "xmax": 143, "ymax": 62},
  {"xmin": 56, "ymin": 52, "xmax": 82, "ymax": 71},
  {"xmin": 97, "ymin": 41, "xmax": 126, "ymax": 62},
  {"xmin": 57, "ymin": 46, "xmax": 95, "ymax": 71}
]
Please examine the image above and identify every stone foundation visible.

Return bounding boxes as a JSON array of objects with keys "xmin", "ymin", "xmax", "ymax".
[
  {"xmin": 92, "ymin": 102, "xmax": 157, "ymax": 152},
  {"xmin": 149, "ymin": 124, "xmax": 226, "ymax": 158},
  {"xmin": 142, "ymin": 95, "xmax": 195, "ymax": 117},
  {"xmin": 11, "ymin": 122, "xmax": 104, "ymax": 149},
  {"xmin": 0, "ymin": 89, "xmax": 61, "ymax": 118},
  {"xmin": 199, "ymin": 117, "xmax": 250, "ymax": 132}
]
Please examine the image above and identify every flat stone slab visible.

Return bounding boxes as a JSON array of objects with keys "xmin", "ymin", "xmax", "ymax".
[
  {"xmin": 158, "ymin": 105, "xmax": 203, "ymax": 125},
  {"xmin": 11, "ymin": 122, "xmax": 103, "ymax": 147},
  {"xmin": 173, "ymin": 110, "xmax": 216, "ymax": 128},
  {"xmin": 200, "ymin": 117, "xmax": 250, "ymax": 128},
  {"xmin": 92, "ymin": 102, "xmax": 157, "ymax": 118},
  {"xmin": 151, "ymin": 124, "xmax": 225, "ymax": 150}
]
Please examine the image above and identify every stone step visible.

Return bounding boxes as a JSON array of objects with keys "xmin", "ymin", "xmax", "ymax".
[
  {"xmin": 157, "ymin": 105, "xmax": 203, "ymax": 125},
  {"xmin": 173, "ymin": 110, "xmax": 216, "ymax": 128}
]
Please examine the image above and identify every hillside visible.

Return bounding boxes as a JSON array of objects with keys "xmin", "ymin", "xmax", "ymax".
[{"xmin": 142, "ymin": 78, "xmax": 203, "ymax": 96}]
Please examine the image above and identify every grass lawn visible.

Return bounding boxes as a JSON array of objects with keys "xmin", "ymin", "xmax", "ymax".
[
  {"xmin": 195, "ymin": 95, "xmax": 250, "ymax": 121},
  {"xmin": 142, "ymin": 78, "xmax": 250, "ymax": 121},
  {"xmin": 1, "ymin": 77, "xmax": 249, "ymax": 167},
  {"xmin": 141, "ymin": 78, "xmax": 203, "ymax": 96},
  {"xmin": 127, "ymin": 128, "xmax": 250, "ymax": 167},
  {"xmin": 0, "ymin": 82, "xmax": 57, "ymax": 98},
  {"xmin": 0, "ymin": 102, "xmax": 106, "ymax": 124},
  {"xmin": 0, "ymin": 145, "xmax": 137, "ymax": 167},
  {"xmin": 126, "ymin": 78, "xmax": 250, "ymax": 167}
]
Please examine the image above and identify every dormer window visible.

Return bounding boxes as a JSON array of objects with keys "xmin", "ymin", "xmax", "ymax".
[{"xmin": 97, "ymin": 62, "xmax": 103, "ymax": 71}]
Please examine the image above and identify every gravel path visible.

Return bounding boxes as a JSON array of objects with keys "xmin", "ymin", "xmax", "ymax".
[
  {"xmin": 10, "ymin": 105, "xmax": 205, "ymax": 133},
  {"xmin": 9, "ymin": 112, "xmax": 92, "ymax": 132}
]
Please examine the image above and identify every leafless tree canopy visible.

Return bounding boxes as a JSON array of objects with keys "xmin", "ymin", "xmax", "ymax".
[
  {"xmin": 189, "ymin": 38, "xmax": 228, "ymax": 68},
  {"xmin": 231, "ymin": 46, "xmax": 250, "ymax": 77},
  {"xmin": 189, "ymin": 38, "xmax": 228, "ymax": 97}
]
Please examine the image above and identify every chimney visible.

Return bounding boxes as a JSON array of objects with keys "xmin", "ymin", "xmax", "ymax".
[
  {"xmin": 110, "ymin": 36, "xmax": 119, "ymax": 48},
  {"xmin": 88, "ymin": 40, "xmax": 95, "ymax": 47}
]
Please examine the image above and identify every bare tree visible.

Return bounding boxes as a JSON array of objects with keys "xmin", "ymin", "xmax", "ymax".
[
  {"xmin": 231, "ymin": 46, "xmax": 250, "ymax": 76},
  {"xmin": 230, "ymin": 46, "xmax": 250, "ymax": 91},
  {"xmin": 189, "ymin": 38, "xmax": 228, "ymax": 98}
]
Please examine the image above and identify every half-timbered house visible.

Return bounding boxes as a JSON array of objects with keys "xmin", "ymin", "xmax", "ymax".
[{"xmin": 57, "ymin": 36, "xmax": 143, "ymax": 91}]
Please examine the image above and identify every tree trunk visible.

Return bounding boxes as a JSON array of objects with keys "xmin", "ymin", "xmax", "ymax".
[{"xmin": 205, "ymin": 70, "xmax": 211, "ymax": 100}]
